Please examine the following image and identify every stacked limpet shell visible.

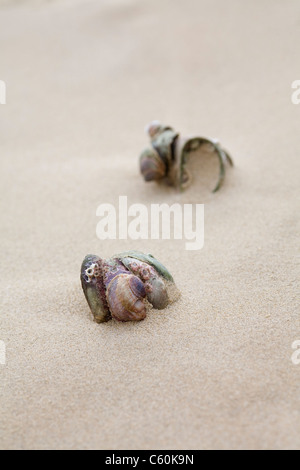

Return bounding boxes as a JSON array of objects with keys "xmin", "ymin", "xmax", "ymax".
[
  {"xmin": 140, "ymin": 121, "xmax": 233, "ymax": 192},
  {"xmin": 81, "ymin": 251, "xmax": 179, "ymax": 323}
]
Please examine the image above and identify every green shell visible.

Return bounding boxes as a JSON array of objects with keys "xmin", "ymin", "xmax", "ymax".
[
  {"xmin": 114, "ymin": 251, "xmax": 174, "ymax": 282},
  {"xmin": 143, "ymin": 122, "xmax": 233, "ymax": 193},
  {"xmin": 179, "ymin": 137, "xmax": 233, "ymax": 193},
  {"xmin": 152, "ymin": 129, "xmax": 178, "ymax": 165},
  {"xmin": 81, "ymin": 255, "xmax": 111, "ymax": 323}
]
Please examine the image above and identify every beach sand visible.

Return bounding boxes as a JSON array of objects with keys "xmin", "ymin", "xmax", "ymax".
[{"xmin": 0, "ymin": 0, "xmax": 299, "ymax": 450}]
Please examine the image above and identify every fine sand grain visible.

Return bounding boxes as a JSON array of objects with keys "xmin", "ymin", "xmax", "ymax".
[{"xmin": 0, "ymin": 0, "xmax": 299, "ymax": 450}]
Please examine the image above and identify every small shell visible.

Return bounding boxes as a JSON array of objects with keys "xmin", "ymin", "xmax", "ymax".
[
  {"xmin": 81, "ymin": 252, "xmax": 179, "ymax": 324},
  {"xmin": 140, "ymin": 122, "xmax": 233, "ymax": 192},
  {"xmin": 140, "ymin": 147, "xmax": 166, "ymax": 182},
  {"xmin": 145, "ymin": 120, "xmax": 162, "ymax": 138},
  {"xmin": 146, "ymin": 276, "xmax": 169, "ymax": 310},
  {"xmin": 81, "ymin": 255, "xmax": 111, "ymax": 323},
  {"xmin": 118, "ymin": 253, "xmax": 173, "ymax": 310},
  {"xmin": 106, "ymin": 274, "xmax": 147, "ymax": 322},
  {"xmin": 117, "ymin": 251, "xmax": 174, "ymax": 282}
]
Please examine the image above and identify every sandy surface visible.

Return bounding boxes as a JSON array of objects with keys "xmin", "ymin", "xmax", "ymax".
[{"xmin": 0, "ymin": 0, "xmax": 299, "ymax": 450}]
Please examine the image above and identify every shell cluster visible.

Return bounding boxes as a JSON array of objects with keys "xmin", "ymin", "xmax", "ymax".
[
  {"xmin": 139, "ymin": 121, "xmax": 233, "ymax": 192},
  {"xmin": 81, "ymin": 251, "xmax": 179, "ymax": 323}
]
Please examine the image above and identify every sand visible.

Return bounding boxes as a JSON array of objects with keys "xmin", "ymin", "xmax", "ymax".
[{"xmin": 0, "ymin": 0, "xmax": 299, "ymax": 450}]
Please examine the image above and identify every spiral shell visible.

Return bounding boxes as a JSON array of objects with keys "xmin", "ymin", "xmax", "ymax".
[
  {"xmin": 106, "ymin": 273, "xmax": 147, "ymax": 322},
  {"xmin": 140, "ymin": 147, "xmax": 166, "ymax": 182},
  {"xmin": 120, "ymin": 255, "xmax": 170, "ymax": 310}
]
